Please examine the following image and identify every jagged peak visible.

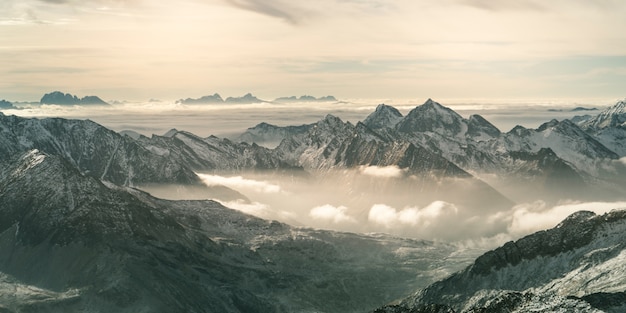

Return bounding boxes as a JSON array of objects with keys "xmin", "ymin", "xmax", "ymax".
[
  {"xmin": 537, "ymin": 119, "xmax": 560, "ymax": 131},
  {"xmin": 163, "ymin": 128, "xmax": 179, "ymax": 137},
  {"xmin": 322, "ymin": 114, "xmax": 343, "ymax": 123},
  {"xmin": 556, "ymin": 210, "xmax": 596, "ymax": 228},
  {"xmin": 375, "ymin": 103, "xmax": 401, "ymax": 114},
  {"xmin": 467, "ymin": 114, "xmax": 501, "ymax": 137},
  {"xmin": 363, "ymin": 104, "xmax": 403, "ymax": 129},
  {"xmin": 582, "ymin": 98, "xmax": 626, "ymax": 129}
]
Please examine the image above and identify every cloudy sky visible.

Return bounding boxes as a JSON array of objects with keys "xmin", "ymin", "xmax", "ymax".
[{"xmin": 1, "ymin": 0, "xmax": 625, "ymax": 101}]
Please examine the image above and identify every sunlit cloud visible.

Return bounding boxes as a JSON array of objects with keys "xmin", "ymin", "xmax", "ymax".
[
  {"xmin": 359, "ymin": 165, "xmax": 406, "ymax": 178},
  {"xmin": 197, "ymin": 173, "xmax": 282, "ymax": 193},
  {"xmin": 309, "ymin": 204, "xmax": 356, "ymax": 224},
  {"xmin": 368, "ymin": 201, "xmax": 459, "ymax": 228},
  {"xmin": 490, "ymin": 200, "xmax": 626, "ymax": 237}
]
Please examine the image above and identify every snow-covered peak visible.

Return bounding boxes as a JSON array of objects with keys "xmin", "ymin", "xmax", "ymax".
[
  {"xmin": 316, "ymin": 114, "xmax": 348, "ymax": 130},
  {"xmin": 362, "ymin": 104, "xmax": 403, "ymax": 130},
  {"xmin": 396, "ymin": 99, "xmax": 466, "ymax": 138},
  {"xmin": 467, "ymin": 114, "xmax": 501, "ymax": 140},
  {"xmin": 387, "ymin": 209, "xmax": 626, "ymax": 313},
  {"xmin": 582, "ymin": 99, "xmax": 626, "ymax": 129}
]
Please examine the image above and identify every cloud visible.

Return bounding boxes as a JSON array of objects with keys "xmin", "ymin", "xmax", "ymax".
[
  {"xmin": 492, "ymin": 200, "xmax": 626, "ymax": 237},
  {"xmin": 456, "ymin": 0, "xmax": 545, "ymax": 11},
  {"xmin": 309, "ymin": 204, "xmax": 356, "ymax": 224},
  {"xmin": 359, "ymin": 165, "xmax": 406, "ymax": 178},
  {"xmin": 219, "ymin": 0, "xmax": 392, "ymax": 24},
  {"xmin": 222, "ymin": 0, "xmax": 304, "ymax": 24},
  {"xmin": 197, "ymin": 173, "xmax": 282, "ymax": 193},
  {"xmin": 218, "ymin": 199, "xmax": 270, "ymax": 217},
  {"xmin": 368, "ymin": 201, "xmax": 459, "ymax": 228}
]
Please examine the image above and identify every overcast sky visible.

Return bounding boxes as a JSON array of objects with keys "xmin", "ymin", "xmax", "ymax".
[{"xmin": 1, "ymin": 0, "xmax": 625, "ymax": 101}]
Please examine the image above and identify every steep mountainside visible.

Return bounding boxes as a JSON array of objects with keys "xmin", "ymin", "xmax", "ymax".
[
  {"xmin": 578, "ymin": 99, "xmax": 626, "ymax": 157},
  {"xmin": 0, "ymin": 113, "xmax": 198, "ymax": 186},
  {"xmin": 376, "ymin": 209, "xmax": 626, "ymax": 313},
  {"xmin": 236, "ymin": 122, "xmax": 314, "ymax": 148},
  {"xmin": 137, "ymin": 130, "xmax": 295, "ymax": 171},
  {"xmin": 0, "ymin": 150, "xmax": 471, "ymax": 313}
]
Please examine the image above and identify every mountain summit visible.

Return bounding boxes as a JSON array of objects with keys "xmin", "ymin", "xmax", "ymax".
[
  {"xmin": 377, "ymin": 209, "xmax": 626, "ymax": 313},
  {"xmin": 40, "ymin": 91, "xmax": 108, "ymax": 105}
]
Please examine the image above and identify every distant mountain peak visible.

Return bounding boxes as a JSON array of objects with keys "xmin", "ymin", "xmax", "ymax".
[
  {"xmin": 0, "ymin": 99, "xmax": 15, "ymax": 109},
  {"xmin": 396, "ymin": 99, "xmax": 465, "ymax": 136},
  {"xmin": 176, "ymin": 93, "xmax": 223, "ymax": 104},
  {"xmin": 363, "ymin": 104, "xmax": 403, "ymax": 130},
  {"xmin": 581, "ymin": 98, "xmax": 626, "ymax": 130},
  {"xmin": 40, "ymin": 91, "xmax": 108, "ymax": 106},
  {"xmin": 274, "ymin": 95, "xmax": 337, "ymax": 102},
  {"xmin": 225, "ymin": 93, "xmax": 263, "ymax": 104}
]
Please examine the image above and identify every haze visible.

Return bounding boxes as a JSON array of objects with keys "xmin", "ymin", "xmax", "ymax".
[{"xmin": 2, "ymin": 0, "xmax": 626, "ymax": 101}]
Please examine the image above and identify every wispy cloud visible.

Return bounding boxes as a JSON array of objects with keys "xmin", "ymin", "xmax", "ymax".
[
  {"xmin": 197, "ymin": 174, "xmax": 282, "ymax": 193},
  {"xmin": 456, "ymin": 0, "xmax": 545, "ymax": 11},
  {"xmin": 223, "ymin": 0, "xmax": 302, "ymax": 24},
  {"xmin": 487, "ymin": 201, "xmax": 626, "ymax": 238}
]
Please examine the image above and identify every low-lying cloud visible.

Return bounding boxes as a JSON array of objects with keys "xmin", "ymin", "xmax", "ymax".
[
  {"xmin": 359, "ymin": 165, "xmax": 406, "ymax": 178},
  {"xmin": 310, "ymin": 204, "xmax": 356, "ymax": 224},
  {"xmin": 502, "ymin": 200, "xmax": 626, "ymax": 237},
  {"xmin": 197, "ymin": 173, "xmax": 282, "ymax": 193},
  {"xmin": 368, "ymin": 201, "xmax": 459, "ymax": 228},
  {"xmin": 218, "ymin": 199, "xmax": 271, "ymax": 217}
]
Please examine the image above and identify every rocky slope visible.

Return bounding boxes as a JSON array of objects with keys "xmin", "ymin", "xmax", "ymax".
[
  {"xmin": 375, "ymin": 209, "xmax": 626, "ymax": 313},
  {"xmin": 577, "ymin": 99, "xmax": 626, "ymax": 157},
  {"xmin": 40, "ymin": 91, "xmax": 108, "ymax": 105},
  {"xmin": 0, "ymin": 150, "xmax": 472, "ymax": 312},
  {"xmin": 0, "ymin": 113, "xmax": 198, "ymax": 186}
]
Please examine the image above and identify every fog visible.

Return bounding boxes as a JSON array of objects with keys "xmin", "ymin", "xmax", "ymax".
[
  {"xmin": 5, "ymin": 98, "xmax": 616, "ymax": 138},
  {"xmin": 140, "ymin": 167, "xmax": 626, "ymax": 248},
  {"xmin": 5, "ymin": 98, "xmax": 625, "ymax": 246}
]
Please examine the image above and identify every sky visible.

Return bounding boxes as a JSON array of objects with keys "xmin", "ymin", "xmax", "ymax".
[{"xmin": 1, "ymin": 0, "xmax": 626, "ymax": 102}]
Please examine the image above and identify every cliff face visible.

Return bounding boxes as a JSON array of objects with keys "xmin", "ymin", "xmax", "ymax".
[
  {"xmin": 0, "ymin": 150, "xmax": 467, "ymax": 313},
  {"xmin": 376, "ymin": 209, "xmax": 626, "ymax": 313}
]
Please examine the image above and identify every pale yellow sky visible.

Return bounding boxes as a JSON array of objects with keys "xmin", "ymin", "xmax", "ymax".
[{"xmin": 1, "ymin": 0, "xmax": 625, "ymax": 101}]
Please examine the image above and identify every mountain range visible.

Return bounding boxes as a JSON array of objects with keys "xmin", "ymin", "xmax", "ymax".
[
  {"xmin": 375, "ymin": 209, "xmax": 626, "ymax": 313},
  {"xmin": 40, "ymin": 91, "xmax": 109, "ymax": 106},
  {"xmin": 0, "ymin": 149, "xmax": 471, "ymax": 312},
  {"xmin": 239, "ymin": 98, "xmax": 626, "ymax": 203},
  {"xmin": 0, "ymin": 97, "xmax": 625, "ymax": 312},
  {"xmin": 176, "ymin": 93, "xmax": 337, "ymax": 104}
]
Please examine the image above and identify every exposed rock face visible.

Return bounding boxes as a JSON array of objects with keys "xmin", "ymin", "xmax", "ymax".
[
  {"xmin": 0, "ymin": 114, "xmax": 199, "ymax": 186},
  {"xmin": 577, "ymin": 99, "xmax": 626, "ymax": 157},
  {"xmin": 0, "ymin": 150, "xmax": 467, "ymax": 313},
  {"xmin": 376, "ymin": 209, "xmax": 626, "ymax": 313},
  {"xmin": 236, "ymin": 122, "xmax": 314, "ymax": 148},
  {"xmin": 40, "ymin": 91, "xmax": 108, "ymax": 105}
]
